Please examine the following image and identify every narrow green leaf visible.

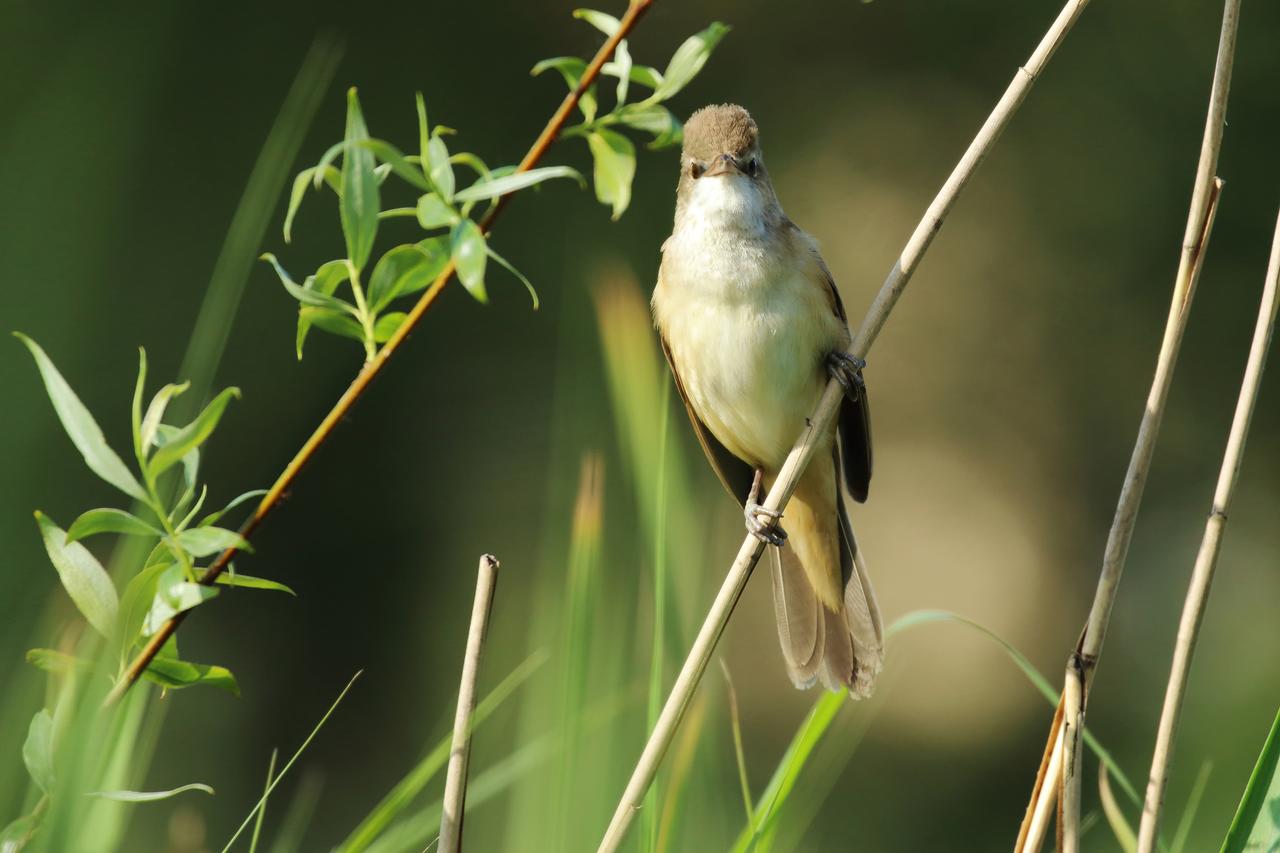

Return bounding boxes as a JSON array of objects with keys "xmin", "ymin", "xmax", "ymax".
[
  {"xmin": 452, "ymin": 166, "xmax": 584, "ymax": 203},
  {"xmin": 139, "ymin": 381, "xmax": 190, "ymax": 452},
  {"xmin": 411, "ymin": 236, "xmax": 451, "ymax": 297},
  {"xmin": 1222, "ymin": 706, "xmax": 1280, "ymax": 853},
  {"xmin": 653, "ymin": 22, "xmax": 730, "ymax": 101},
  {"xmin": 1, "ymin": 813, "xmax": 39, "ymax": 849},
  {"xmin": 14, "ymin": 334, "xmax": 147, "ymax": 501},
  {"xmin": 602, "ymin": 62, "xmax": 663, "ymax": 90},
  {"xmin": 131, "ymin": 348, "xmax": 147, "ymax": 459},
  {"xmin": 587, "ymin": 129, "xmax": 636, "ymax": 220},
  {"xmin": 427, "ymin": 135, "xmax": 454, "ymax": 202},
  {"xmin": 214, "ymin": 573, "xmax": 295, "ymax": 595},
  {"xmin": 449, "ymin": 152, "xmax": 493, "ymax": 182},
  {"xmin": 1171, "ymin": 762, "xmax": 1211, "ymax": 853},
  {"xmin": 451, "ymin": 219, "xmax": 488, "ymax": 302},
  {"xmin": 298, "ymin": 307, "xmax": 365, "ymax": 354},
  {"xmin": 66, "ymin": 508, "xmax": 162, "ymax": 543},
  {"xmin": 262, "ymin": 254, "xmax": 358, "ymax": 314},
  {"xmin": 573, "ymin": 8, "xmax": 621, "ymax": 35},
  {"xmin": 36, "ymin": 512, "xmax": 119, "ymax": 637},
  {"xmin": 613, "ymin": 39, "xmax": 632, "ymax": 106},
  {"xmin": 340, "ymin": 88, "xmax": 379, "ymax": 270},
  {"xmin": 153, "ymin": 423, "xmax": 201, "ymax": 495},
  {"xmin": 175, "ymin": 525, "xmax": 252, "ymax": 558},
  {"xmin": 26, "ymin": 648, "xmax": 91, "ymax": 676},
  {"xmin": 147, "ymin": 387, "xmax": 240, "ymax": 480},
  {"xmin": 142, "ymin": 565, "xmax": 219, "ymax": 635},
  {"xmin": 295, "ymin": 260, "xmax": 354, "ymax": 357},
  {"xmin": 357, "ymin": 139, "xmax": 431, "ymax": 192},
  {"xmin": 250, "ymin": 750, "xmax": 278, "ymax": 853},
  {"xmin": 284, "ymin": 166, "xmax": 339, "ymax": 243},
  {"xmin": 199, "ymin": 489, "xmax": 267, "ymax": 529},
  {"xmin": 531, "ymin": 57, "xmax": 597, "ymax": 122},
  {"xmin": 144, "ymin": 657, "xmax": 238, "ymax": 696},
  {"xmin": 116, "ymin": 560, "xmax": 172, "ymax": 652},
  {"xmin": 617, "ymin": 103, "xmax": 682, "ymax": 149},
  {"xmin": 486, "ymin": 244, "xmax": 539, "ymax": 309},
  {"xmin": 22, "ymin": 710, "xmax": 55, "ymax": 794},
  {"xmin": 415, "ymin": 93, "xmax": 430, "ymax": 179},
  {"xmin": 368, "ymin": 244, "xmax": 436, "ymax": 313},
  {"xmin": 89, "ymin": 783, "xmax": 215, "ymax": 802},
  {"xmin": 373, "ymin": 312, "xmax": 408, "ymax": 343},
  {"xmin": 415, "ymin": 193, "xmax": 458, "ymax": 230}
]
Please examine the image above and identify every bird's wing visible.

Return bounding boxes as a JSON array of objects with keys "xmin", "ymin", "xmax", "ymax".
[
  {"xmin": 802, "ymin": 229, "xmax": 873, "ymax": 503},
  {"xmin": 658, "ymin": 333, "xmax": 755, "ymax": 507}
]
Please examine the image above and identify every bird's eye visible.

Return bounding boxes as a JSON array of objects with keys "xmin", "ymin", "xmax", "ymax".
[
  {"xmin": 746, "ymin": 157, "xmax": 758, "ymax": 176},
  {"xmin": 690, "ymin": 161, "xmax": 705, "ymax": 179}
]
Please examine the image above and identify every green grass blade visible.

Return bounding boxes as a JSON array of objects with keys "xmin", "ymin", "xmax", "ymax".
[
  {"xmin": 266, "ymin": 772, "xmax": 324, "ymax": 853},
  {"xmin": 720, "ymin": 661, "xmax": 753, "ymax": 825},
  {"xmin": 248, "ymin": 749, "xmax": 278, "ymax": 853},
  {"xmin": 1220, "ymin": 705, "xmax": 1280, "ymax": 853},
  {"xmin": 1171, "ymin": 761, "xmax": 1211, "ymax": 853}
]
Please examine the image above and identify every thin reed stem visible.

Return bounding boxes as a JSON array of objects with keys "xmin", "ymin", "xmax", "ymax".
[
  {"xmin": 104, "ymin": 0, "xmax": 654, "ymax": 707},
  {"xmin": 1019, "ymin": 2, "xmax": 1241, "ymax": 845},
  {"xmin": 440, "ymin": 554, "xmax": 502, "ymax": 853},
  {"xmin": 1135, "ymin": 209, "xmax": 1280, "ymax": 853},
  {"xmin": 596, "ymin": 2, "xmax": 1093, "ymax": 850}
]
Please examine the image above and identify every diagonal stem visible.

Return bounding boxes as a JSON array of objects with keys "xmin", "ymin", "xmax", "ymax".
[
  {"xmin": 104, "ymin": 0, "xmax": 655, "ymax": 708},
  {"xmin": 1134, "ymin": 207, "xmax": 1280, "ymax": 853},
  {"xmin": 595, "ymin": 2, "xmax": 1093, "ymax": 850}
]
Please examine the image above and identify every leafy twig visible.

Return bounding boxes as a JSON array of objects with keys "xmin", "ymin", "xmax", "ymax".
[{"xmin": 595, "ymin": 1, "xmax": 1093, "ymax": 850}]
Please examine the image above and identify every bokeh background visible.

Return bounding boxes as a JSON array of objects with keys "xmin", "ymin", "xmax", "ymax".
[{"xmin": 2, "ymin": 0, "xmax": 1279, "ymax": 850}]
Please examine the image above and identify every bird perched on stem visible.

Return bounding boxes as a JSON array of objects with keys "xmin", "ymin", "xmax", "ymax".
[{"xmin": 652, "ymin": 104, "xmax": 884, "ymax": 695}]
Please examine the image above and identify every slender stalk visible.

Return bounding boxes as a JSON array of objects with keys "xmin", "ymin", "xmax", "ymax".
[
  {"xmin": 440, "ymin": 554, "xmax": 501, "ymax": 853},
  {"xmin": 1016, "ymin": 697, "xmax": 1064, "ymax": 852},
  {"xmin": 596, "ymin": 2, "xmax": 1093, "ymax": 850},
  {"xmin": 104, "ymin": 0, "xmax": 655, "ymax": 707},
  {"xmin": 1020, "ymin": 1, "xmax": 1241, "ymax": 844},
  {"xmin": 1135, "ymin": 209, "xmax": 1280, "ymax": 853}
]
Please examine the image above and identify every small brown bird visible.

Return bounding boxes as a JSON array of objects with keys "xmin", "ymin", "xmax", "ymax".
[{"xmin": 652, "ymin": 104, "xmax": 884, "ymax": 695}]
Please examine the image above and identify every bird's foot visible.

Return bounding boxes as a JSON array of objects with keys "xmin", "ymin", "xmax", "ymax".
[
  {"xmin": 826, "ymin": 351, "xmax": 866, "ymax": 401},
  {"xmin": 745, "ymin": 501, "xmax": 787, "ymax": 547}
]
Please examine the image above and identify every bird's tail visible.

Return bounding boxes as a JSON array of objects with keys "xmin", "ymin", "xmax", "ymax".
[{"xmin": 769, "ymin": 461, "xmax": 884, "ymax": 696}]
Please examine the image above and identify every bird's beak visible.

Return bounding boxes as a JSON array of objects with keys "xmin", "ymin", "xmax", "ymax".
[{"xmin": 703, "ymin": 153, "xmax": 742, "ymax": 178}]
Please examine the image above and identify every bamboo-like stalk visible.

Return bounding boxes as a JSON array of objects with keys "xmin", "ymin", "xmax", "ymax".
[
  {"xmin": 103, "ymin": 0, "xmax": 654, "ymax": 707},
  {"xmin": 1134, "ymin": 210, "xmax": 1280, "ymax": 853},
  {"xmin": 595, "ymin": 2, "xmax": 1093, "ymax": 850},
  {"xmin": 1019, "ymin": 2, "xmax": 1241, "ymax": 846},
  {"xmin": 440, "ymin": 554, "xmax": 501, "ymax": 853}
]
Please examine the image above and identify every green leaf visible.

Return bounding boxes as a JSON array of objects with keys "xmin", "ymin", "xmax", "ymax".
[
  {"xmin": 14, "ymin": 334, "xmax": 147, "ymax": 501},
  {"xmin": 22, "ymin": 710, "xmax": 55, "ymax": 794},
  {"xmin": 449, "ymin": 152, "xmax": 493, "ymax": 182},
  {"xmin": 340, "ymin": 88, "xmax": 379, "ymax": 270},
  {"xmin": 175, "ymin": 526, "xmax": 252, "ymax": 559},
  {"xmin": 295, "ymin": 260, "xmax": 354, "ymax": 357},
  {"xmin": 452, "ymin": 166, "xmax": 584, "ymax": 203},
  {"xmin": 617, "ymin": 103, "xmax": 682, "ymax": 149},
  {"xmin": 35, "ymin": 512, "xmax": 119, "ymax": 637},
  {"xmin": 199, "ymin": 489, "xmax": 267, "ymax": 529},
  {"xmin": 131, "ymin": 348, "xmax": 147, "ymax": 459},
  {"xmin": 357, "ymin": 139, "xmax": 431, "ymax": 192},
  {"xmin": 415, "ymin": 93, "xmax": 430, "ymax": 178},
  {"xmin": 572, "ymin": 8, "xmax": 621, "ymax": 35},
  {"xmin": 587, "ymin": 129, "xmax": 636, "ymax": 219},
  {"xmin": 89, "ymin": 783, "xmax": 215, "ymax": 802},
  {"xmin": 143, "ymin": 657, "xmax": 238, "ymax": 696},
  {"xmin": 451, "ymin": 219, "xmax": 488, "ymax": 302},
  {"xmin": 66, "ymin": 508, "xmax": 161, "ymax": 543},
  {"xmin": 262, "ymin": 254, "xmax": 358, "ymax": 314},
  {"xmin": 415, "ymin": 193, "xmax": 458, "ymax": 230},
  {"xmin": 153, "ymin": 424, "xmax": 201, "ymax": 496},
  {"xmin": 368, "ymin": 244, "xmax": 437, "ymax": 312},
  {"xmin": 427, "ymin": 135, "xmax": 454, "ymax": 202},
  {"xmin": 1222, "ymin": 706, "xmax": 1280, "ymax": 853},
  {"xmin": 653, "ymin": 22, "xmax": 730, "ymax": 101},
  {"xmin": 147, "ymin": 387, "xmax": 240, "ymax": 480},
  {"xmin": 142, "ymin": 564, "xmax": 219, "ymax": 636},
  {"xmin": 373, "ymin": 312, "xmax": 409, "ymax": 343},
  {"xmin": 411, "ymin": 236, "xmax": 451, "ymax": 296},
  {"xmin": 284, "ymin": 165, "xmax": 339, "ymax": 243},
  {"xmin": 2, "ymin": 813, "xmax": 39, "ymax": 850},
  {"xmin": 116, "ymin": 560, "xmax": 172, "ymax": 651},
  {"xmin": 214, "ymin": 573, "xmax": 295, "ymax": 595},
  {"xmin": 612, "ymin": 39, "xmax": 632, "ymax": 106},
  {"xmin": 486, "ymin": 244, "xmax": 539, "ymax": 309},
  {"xmin": 602, "ymin": 62, "xmax": 663, "ymax": 90},
  {"xmin": 298, "ymin": 307, "xmax": 365, "ymax": 354},
  {"xmin": 531, "ymin": 57, "xmax": 597, "ymax": 122},
  {"xmin": 139, "ymin": 381, "xmax": 190, "ymax": 453},
  {"xmin": 26, "ymin": 648, "xmax": 90, "ymax": 676}
]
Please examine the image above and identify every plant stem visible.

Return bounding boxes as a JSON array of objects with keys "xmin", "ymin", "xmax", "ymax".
[
  {"xmin": 595, "ymin": 2, "xmax": 1092, "ymax": 850},
  {"xmin": 1134, "ymin": 208, "xmax": 1280, "ymax": 853},
  {"xmin": 1018, "ymin": 1, "xmax": 1240, "ymax": 846},
  {"xmin": 440, "ymin": 554, "xmax": 501, "ymax": 853},
  {"xmin": 103, "ymin": 0, "xmax": 654, "ymax": 708}
]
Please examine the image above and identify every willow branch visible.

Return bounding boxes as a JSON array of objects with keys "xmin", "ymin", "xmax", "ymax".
[
  {"xmin": 1135, "ymin": 209, "xmax": 1280, "ymax": 853},
  {"xmin": 1019, "ymin": 1, "xmax": 1241, "ymax": 847},
  {"xmin": 595, "ymin": 2, "xmax": 1093, "ymax": 850},
  {"xmin": 440, "ymin": 554, "xmax": 501, "ymax": 853},
  {"xmin": 103, "ymin": 0, "xmax": 655, "ymax": 708}
]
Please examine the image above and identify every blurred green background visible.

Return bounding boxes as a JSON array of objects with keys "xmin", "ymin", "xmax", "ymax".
[{"xmin": 2, "ymin": 0, "xmax": 1278, "ymax": 850}]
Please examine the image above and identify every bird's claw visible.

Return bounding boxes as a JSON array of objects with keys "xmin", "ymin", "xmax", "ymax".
[
  {"xmin": 745, "ymin": 501, "xmax": 787, "ymax": 547},
  {"xmin": 826, "ymin": 351, "xmax": 866, "ymax": 400}
]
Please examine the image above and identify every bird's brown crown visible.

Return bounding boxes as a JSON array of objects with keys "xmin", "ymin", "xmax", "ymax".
[{"xmin": 682, "ymin": 104, "xmax": 759, "ymax": 161}]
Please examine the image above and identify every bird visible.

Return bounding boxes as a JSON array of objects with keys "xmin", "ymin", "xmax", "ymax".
[{"xmin": 651, "ymin": 104, "xmax": 884, "ymax": 695}]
